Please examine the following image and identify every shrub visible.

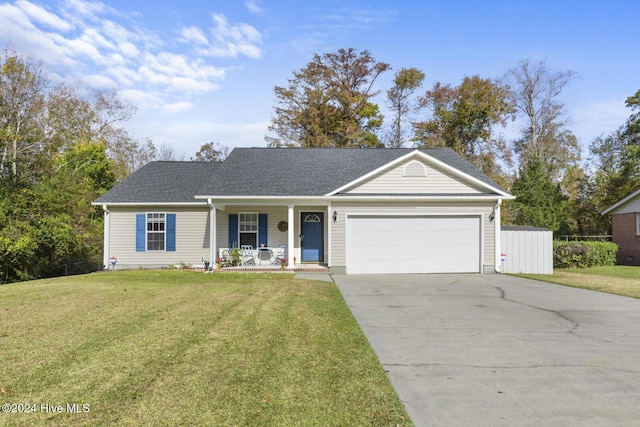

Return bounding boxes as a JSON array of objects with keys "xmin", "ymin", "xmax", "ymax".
[{"xmin": 553, "ymin": 241, "xmax": 618, "ymax": 268}]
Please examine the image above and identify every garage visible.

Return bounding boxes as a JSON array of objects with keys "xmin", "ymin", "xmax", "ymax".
[{"xmin": 345, "ymin": 215, "xmax": 481, "ymax": 274}]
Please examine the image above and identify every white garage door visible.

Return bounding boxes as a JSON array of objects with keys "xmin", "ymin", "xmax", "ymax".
[{"xmin": 346, "ymin": 215, "xmax": 481, "ymax": 274}]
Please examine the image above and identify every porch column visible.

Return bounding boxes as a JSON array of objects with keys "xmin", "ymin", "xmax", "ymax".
[
  {"xmin": 287, "ymin": 204, "xmax": 295, "ymax": 268},
  {"xmin": 102, "ymin": 204, "xmax": 110, "ymax": 270},
  {"xmin": 208, "ymin": 199, "xmax": 216, "ymax": 268},
  {"xmin": 327, "ymin": 202, "xmax": 332, "ymax": 267},
  {"xmin": 494, "ymin": 199, "xmax": 502, "ymax": 273}
]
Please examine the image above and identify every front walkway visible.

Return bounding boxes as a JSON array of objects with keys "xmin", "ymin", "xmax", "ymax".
[{"xmin": 216, "ymin": 264, "xmax": 330, "ymax": 273}]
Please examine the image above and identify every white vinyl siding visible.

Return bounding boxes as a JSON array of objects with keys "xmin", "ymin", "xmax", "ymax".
[
  {"xmin": 108, "ymin": 206, "xmax": 209, "ymax": 267},
  {"xmin": 345, "ymin": 158, "xmax": 485, "ymax": 194}
]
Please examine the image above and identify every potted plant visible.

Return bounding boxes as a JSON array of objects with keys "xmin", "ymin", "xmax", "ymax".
[
  {"xmin": 215, "ymin": 257, "xmax": 221, "ymax": 270},
  {"xmin": 280, "ymin": 258, "xmax": 287, "ymax": 269}
]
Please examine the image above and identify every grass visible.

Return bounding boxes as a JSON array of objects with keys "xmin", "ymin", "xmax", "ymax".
[
  {"xmin": 0, "ymin": 271, "xmax": 411, "ymax": 426},
  {"xmin": 518, "ymin": 265, "xmax": 640, "ymax": 299}
]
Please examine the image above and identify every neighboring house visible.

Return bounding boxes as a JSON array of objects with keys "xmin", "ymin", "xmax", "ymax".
[
  {"xmin": 602, "ymin": 188, "xmax": 640, "ymax": 266},
  {"xmin": 93, "ymin": 148, "xmax": 514, "ymax": 274}
]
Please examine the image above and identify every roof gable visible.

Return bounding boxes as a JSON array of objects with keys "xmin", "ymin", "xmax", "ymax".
[
  {"xmin": 329, "ymin": 150, "xmax": 505, "ymax": 196},
  {"xmin": 602, "ymin": 188, "xmax": 640, "ymax": 215}
]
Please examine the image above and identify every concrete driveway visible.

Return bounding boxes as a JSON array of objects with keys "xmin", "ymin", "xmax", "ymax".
[{"xmin": 332, "ymin": 273, "xmax": 640, "ymax": 427}]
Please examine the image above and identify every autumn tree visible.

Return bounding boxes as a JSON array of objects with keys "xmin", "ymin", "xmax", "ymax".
[
  {"xmin": 0, "ymin": 50, "xmax": 154, "ymax": 283},
  {"xmin": 0, "ymin": 49, "xmax": 47, "ymax": 182},
  {"xmin": 193, "ymin": 141, "xmax": 229, "ymax": 162},
  {"xmin": 386, "ymin": 67, "xmax": 425, "ymax": 148},
  {"xmin": 266, "ymin": 48, "xmax": 390, "ymax": 147},
  {"xmin": 577, "ymin": 89, "xmax": 640, "ymax": 234},
  {"xmin": 413, "ymin": 75, "xmax": 514, "ymax": 178}
]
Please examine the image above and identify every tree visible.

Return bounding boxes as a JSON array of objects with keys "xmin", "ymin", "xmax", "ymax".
[
  {"xmin": 510, "ymin": 154, "xmax": 569, "ymax": 234},
  {"xmin": 386, "ymin": 67, "xmax": 425, "ymax": 148},
  {"xmin": 505, "ymin": 59, "xmax": 581, "ymax": 181},
  {"xmin": 266, "ymin": 48, "xmax": 390, "ymax": 147},
  {"xmin": 579, "ymin": 89, "xmax": 640, "ymax": 234},
  {"xmin": 193, "ymin": 141, "xmax": 229, "ymax": 162},
  {"xmin": 156, "ymin": 143, "xmax": 187, "ymax": 161},
  {"xmin": 413, "ymin": 75, "xmax": 514, "ymax": 178},
  {"xmin": 0, "ymin": 49, "xmax": 47, "ymax": 182}
]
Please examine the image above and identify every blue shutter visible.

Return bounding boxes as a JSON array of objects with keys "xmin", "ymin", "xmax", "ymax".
[
  {"xmin": 136, "ymin": 214, "xmax": 145, "ymax": 252},
  {"xmin": 166, "ymin": 214, "xmax": 176, "ymax": 251},
  {"xmin": 228, "ymin": 214, "xmax": 238, "ymax": 248},
  {"xmin": 258, "ymin": 214, "xmax": 268, "ymax": 247}
]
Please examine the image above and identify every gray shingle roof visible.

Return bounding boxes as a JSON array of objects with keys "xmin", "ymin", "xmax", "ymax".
[
  {"xmin": 94, "ymin": 161, "xmax": 218, "ymax": 204},
  {"xmin": 94, "ymin": 148, "xmax": 508, "ymax": 204},
  {"xmin": 199, "ymin": 147, "xmax": 506, "ymax": 196}
]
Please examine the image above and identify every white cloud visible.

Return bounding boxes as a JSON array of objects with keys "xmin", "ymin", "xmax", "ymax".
[
  {"xmin": 180, "ymin": 26, "xmax": 209, "ymax": 46},
  {"xmin": 189, "ymin": 13, "xmax": 262, "ymax": 58},
  {"xmin": 16, "ymin": 0, "xmax": 72, "ymax": 30},
  {"xmin": 0, "ymin": 1, "xmax": 245, "ymax": 107},
  {"xmin": 245, "ymin": 0, "xmax": 264, "ymax": 14},
  {"xmin": 163, "ymin": 101, "xmax": 193, "ymax": 113}
]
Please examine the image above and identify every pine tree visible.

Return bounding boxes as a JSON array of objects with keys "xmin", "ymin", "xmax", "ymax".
[{"xmin": 511, "ymin": 155, "xmax": 568, "ymax": 233}]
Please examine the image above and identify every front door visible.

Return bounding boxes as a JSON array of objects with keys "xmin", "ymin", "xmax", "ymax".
[{"xmin": 301, "ymin": 212, "xmax": 324, "ymax": 263}]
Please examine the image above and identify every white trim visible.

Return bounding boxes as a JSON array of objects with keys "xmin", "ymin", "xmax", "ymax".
[
  {"xmin": 602, "ymin": 188, "xmax": 640, "ymax": 215},
  {"xmin": 208, "ymin": 199, "xmax": 216, "ymax": 266},
  {"xmin": 146, "ymin": 212, "xmax": 167, "ymax": 251},
  {"xmin": 92, "ymin": 201, "xmax": 207, "ymax": 206},
  {"xmin": 287, "ymin": 205, "xmax": 294, "ymax": 268},
  {"xmin": 102, "ymin": 205, "xmax": 110, "ymax": 270},
  {"xmin": 325, "ymin": 150, "xmax": 511, "ymax": 197},
  {"xmin": 327, "ymin": 202, "xmax": 332, "ymax": 267},
  {"xmin": 637, "ymin": 212, "xmax": 640, "ymax": 236},
  {"xmin": 494, "ymin": 200, "xmax": 502, "ymax": 273}
]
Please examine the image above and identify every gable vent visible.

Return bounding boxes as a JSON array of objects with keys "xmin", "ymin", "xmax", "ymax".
[{"xmin": 403, "ymin": 160, "xmax": 427, "ymax": 177}]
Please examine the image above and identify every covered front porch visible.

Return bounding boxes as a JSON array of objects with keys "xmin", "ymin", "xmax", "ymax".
[{"xmin": 202, "ymin": 199, "xmax": 334, "ymax": 271}]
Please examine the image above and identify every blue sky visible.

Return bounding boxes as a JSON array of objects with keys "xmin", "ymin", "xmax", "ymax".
[{"xmin": 0, "ymin": 0, "xmax": 638, "ymax": 159}]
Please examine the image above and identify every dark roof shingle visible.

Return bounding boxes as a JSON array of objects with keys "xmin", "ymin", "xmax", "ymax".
[{"xmin": 95, "ymin": 148, "xmax": 507, "ymax": 204}]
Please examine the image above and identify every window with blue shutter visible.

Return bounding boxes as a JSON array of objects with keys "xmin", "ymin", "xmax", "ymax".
[
  {"xmin": 258, "ymin": 213, "xmax": 268, "ymax": 247},
  {"xmin": 166, "ymin": 214, "xmax": 176, "ymax": 251},
  {"xmin": 137, "ymin": 213, "xmax": 175, "ymax": 252},
  {"xmin": 228, "ymin": 214, "xmax": 238, "ymax": 248},
  {"xmin": 136, "ymin": 214, "xmax": 146, "ymax": 251}
]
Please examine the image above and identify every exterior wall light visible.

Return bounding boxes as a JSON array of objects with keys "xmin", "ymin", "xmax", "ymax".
[{"xmin": 332, "ymin": 211, "xmax": 338, "ymax": 222}]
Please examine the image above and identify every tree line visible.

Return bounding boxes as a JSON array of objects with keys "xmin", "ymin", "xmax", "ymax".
[
  {"xmin": 1, "ymin": 47, "xmax": 638, "ymax": 282},
  {"xmin": 0, "ymin": 49, "xmax": 225, "ymax": 283},
  {"xmin": 266, "ymin": 48, "xmax": 640, "ymax": 237}
]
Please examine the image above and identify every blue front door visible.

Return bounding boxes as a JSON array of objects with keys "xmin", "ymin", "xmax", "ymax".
[{"xmin": 301, "ymin": 212, "xmax": 324, "ymax": 263}]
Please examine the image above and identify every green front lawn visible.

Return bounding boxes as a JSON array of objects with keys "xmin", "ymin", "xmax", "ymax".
[
  {"xmin": 0, "ymin": 271, "xmax": 411, "ymax": 426},
  {"xmin": 518, "ymin": 265, "xmax": 640, "ymax": 299}
]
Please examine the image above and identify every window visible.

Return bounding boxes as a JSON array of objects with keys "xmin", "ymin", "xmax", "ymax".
[
  {"xmin": 239, "ymin": 212, "xmax": 258, "ymax": 248},
  {"xmin": 136, "ymin": 213, "xmax": 175, "ymax": 252},
  {"xmin": 147, "ymin": 213, "xmax": 165, "ymax": 250},
  {"xmin": 637, "ymin": 213, "xmax": 640, "ymax": 236}
]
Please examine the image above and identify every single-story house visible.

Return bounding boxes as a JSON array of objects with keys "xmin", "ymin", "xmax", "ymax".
[
  {"xmin": 93, "ymin": 148, "xmax": 514, "ymax": 274},
  {"xmin": 602, "ymin": 188, "xmax": 640, "ymax": 266}
]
